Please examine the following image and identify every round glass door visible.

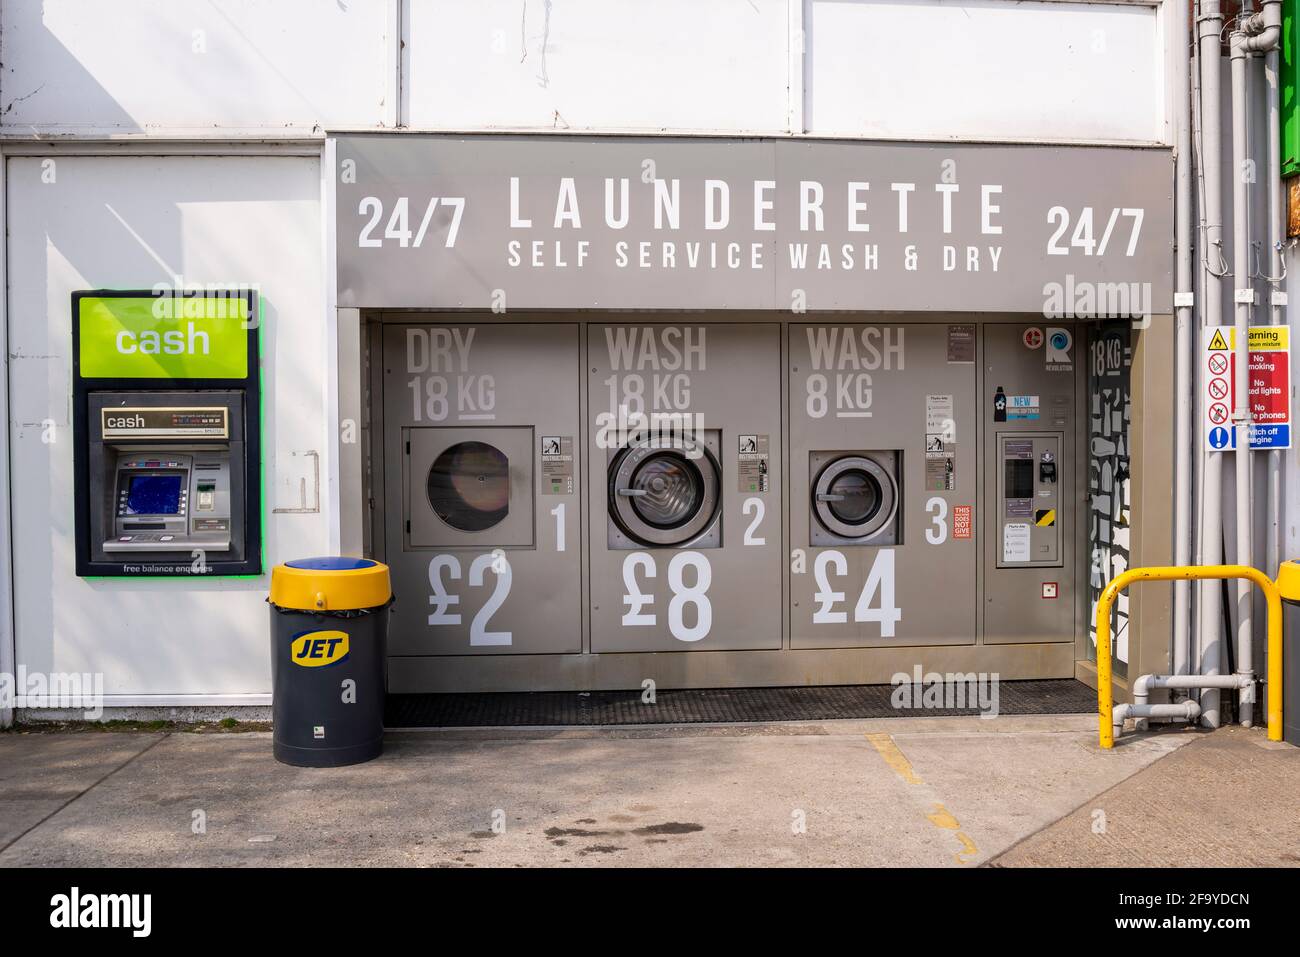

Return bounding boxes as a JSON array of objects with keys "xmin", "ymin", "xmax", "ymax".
[
  {"xmin": 427, "ymin": 441, "xmax": 510, "ymax": 531},
  {"xmin": 609, "ymin": 436, "xmax": 721, "ymax": 547},
  {"xmin": 812, "ymin": 455, "xmax": 897, "ymax": 540}
]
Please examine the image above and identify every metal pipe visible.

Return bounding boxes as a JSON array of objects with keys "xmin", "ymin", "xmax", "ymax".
[
  {"xmin": 1229, "ymin": 31, "xmax": 1255, "ymax": 727},
  {"xmin": 1173, "ymin": 0, "xmax": 1195, "ymax": 682},
  {"xmin": 1195, "ymin": 0, "xmax": 1226, "ymax": 728},
  {"xmin": 1131, "ymin": 671, "xmax": 1253, "ymax": 731},
  {"xmin": 1096, "ymin": 564, "xmax": 1283, "ymax": 748},
  {"xmin": 1258, "ymin": 5, "xmax": 1287, "ymax": 702},
  {"xmin": 1113, "ymin": 700, "xmax": 1202, "ymax": 741}
]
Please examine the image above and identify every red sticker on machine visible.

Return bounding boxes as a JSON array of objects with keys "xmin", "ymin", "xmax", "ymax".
[{"xmin": 952, "ymin": 505, "xmax": 973, "ymax": 539}]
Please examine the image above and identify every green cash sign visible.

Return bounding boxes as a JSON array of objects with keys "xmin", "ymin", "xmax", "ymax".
[{"xmin": 78, "ymin": 294, "xmax": 250, "ymax": 379}]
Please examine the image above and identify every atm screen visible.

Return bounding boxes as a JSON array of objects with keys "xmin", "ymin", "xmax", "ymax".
[
  {"xmin": 125, "ymin": 474, "xmax": 183, "ymax": 515},
  {"xmin": 1005, "ymin": 459, "xmax": 1034, "ymax": 500}
]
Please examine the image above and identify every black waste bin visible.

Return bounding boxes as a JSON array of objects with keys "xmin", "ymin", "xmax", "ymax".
[
  {"xmin": 1279, "ymin": 561, "xmax": 1300, "ymax": 746},
  {"xmin": 268, "ymin": 557, "xmax": 392, "ymax": 767}
]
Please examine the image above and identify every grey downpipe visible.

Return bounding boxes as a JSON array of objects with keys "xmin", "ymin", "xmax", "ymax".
[
  {"xmin": 1196, "ymin": 0, "xmax": 1225, "ymax": 728},
  {"xmin": 1229, "ymin": 30, "xmax": 1255, "ymax": 728},
  {"xmin": 1229, "ymin": 0, "xmax": 1283, "ymax": 728},
  {"xmin": 1173, "ymin": 0, "xmax": 1195, "ymax": 681},
  {"xmin": 1256, "ymin": 4, "xmax": 1286, "ymax": 661}
]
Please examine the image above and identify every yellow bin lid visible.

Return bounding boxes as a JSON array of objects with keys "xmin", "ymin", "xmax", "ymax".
[
  {"xmin": 1276, "ymin": 559, "xmax": 1300, "ymax": 603},
  {"xmin": 269, "ymin": 557, "xmax": 391, "ymax": 611}
]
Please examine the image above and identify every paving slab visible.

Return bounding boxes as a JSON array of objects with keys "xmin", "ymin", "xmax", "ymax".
[
  {"xmin": 0, "ymin": 733, "xmax": 164, "ymax": 849},
  {"xmin": 0, "ymin": 715, "xmax": 1188, "ymax": 867},
  {"xmin": 988, "ymin": 724, "xmax": 1300, "ymax": 867}
]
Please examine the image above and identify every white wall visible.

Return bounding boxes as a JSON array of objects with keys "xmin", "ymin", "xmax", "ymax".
[
  {"xmin": 404, "ymin": 0, "xmax": 791, "ymax": 131},
  {"xmin": 0, "ymin": 0, "xmax": 395, "ymax": 133},
  {"xmin": 805, "ymin": 0, "xmax": 1165, "ymax": 143},
  {"xmin": 2, "ymin": 0, "xmax": 1168, "ymax": 144},
  {"xmin": 5, "ymin": 155, "xmax": 328, "ymax": 696}
]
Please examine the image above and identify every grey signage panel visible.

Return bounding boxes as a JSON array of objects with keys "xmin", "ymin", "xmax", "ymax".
[
  {"xmin": 587, "ymin": 322, "xmax": 783, "ymax": 652},
  {"xmin": 336, "ymin": 134, "xmax": 1172, "ymax": 314},
  {"xmin": 982, "ymin": 323, "xmax": 1080, "ymax": 645},
  {"xmin": 789, "ymin": 324, "xmax": 978, "ymax": 648},
  {"xmin": 381, "ymin": 323, "xmax": 582, "ymax": 656}
]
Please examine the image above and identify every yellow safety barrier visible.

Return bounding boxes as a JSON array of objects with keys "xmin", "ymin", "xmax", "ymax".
[{"xmin": 1096, "ymin": 565, "xmax": 1283, "ymax": 748}]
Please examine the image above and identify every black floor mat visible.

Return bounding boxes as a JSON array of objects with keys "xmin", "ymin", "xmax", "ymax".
[{"xmin": 384, "ymin": 678, "xmax": 1096, "ymax": 727}]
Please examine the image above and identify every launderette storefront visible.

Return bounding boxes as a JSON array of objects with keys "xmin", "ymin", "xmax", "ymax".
[{"xmin": 332, "ymin": 134, "xmax": 1174, "ymax": 694}]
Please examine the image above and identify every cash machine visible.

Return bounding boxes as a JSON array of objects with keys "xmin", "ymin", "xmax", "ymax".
[{"xmin": 72, "ymin": 290, "xmax": 261, "ymax": 577}]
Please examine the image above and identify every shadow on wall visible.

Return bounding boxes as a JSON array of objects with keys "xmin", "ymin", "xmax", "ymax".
[
  {"xmin": 9, "ymin": 153, "xmax": 321, "ymax": 692},
  {"xmin": 0, "ymin": 7, "xmax": 139, "ymax": 131}
]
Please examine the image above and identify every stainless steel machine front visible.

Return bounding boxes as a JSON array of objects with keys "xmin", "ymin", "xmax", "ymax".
[
  {"xmin": 380, "ymin": 323, "xmax": 582, "ymax": 657},
  {"xmin": 371, "ymin": 318, "xmax": 1086, "ymax": 690}
]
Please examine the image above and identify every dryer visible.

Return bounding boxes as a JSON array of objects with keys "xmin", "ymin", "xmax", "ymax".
[{"xmin": 380, "ymin": 322, "xmax": 582, "ymax": 662}]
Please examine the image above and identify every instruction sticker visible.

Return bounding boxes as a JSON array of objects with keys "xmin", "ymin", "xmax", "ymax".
[
  {"xmin": 738, "ymin": 434, "xmax": 770, "ymax": 493},
  {"xmin": 1003, "ymin": 522, "xmax": 1031, "ymax": 563},
  {"xmin": 925, "ymin": 394, "xmax": 956, "ymax": 491},
  {"xmin": 541, "ymin": 436, "xmax": 574, "ymax": 495},
  {"xmin": 952, "ymin": 505, "xmax": 973, "ymax": 539},
  {"xmin": 947, "ymin": 324, "xmax": 976, "ymax": 363}
]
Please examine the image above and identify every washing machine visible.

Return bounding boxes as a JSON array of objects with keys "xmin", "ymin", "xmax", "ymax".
[
  {"xmin": 587, "ymin": 322, "xmax": 782, "ymax": 652},
  {"xmin": 809, "ymin": 450, "xmax": 902, "ymax": 547},
  {"xmin": 380, "ymin": 322, "xmax": 582, "ymax": 659},
  {"xmin": 789, "ymin": 323, "xmax": 978, "ymax": 648},
  {"xmin": 607, "ymin": 430, "xmax": 722, "ymax": 550}
]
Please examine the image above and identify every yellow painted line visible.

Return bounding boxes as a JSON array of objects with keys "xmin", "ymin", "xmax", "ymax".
[
  {"xmin": 926, "ymin": 803, "xmax": 979, "ymax": 866},
  {"xmin": 865, "ymin": 733, "xmax": 923, "ymax": 785},
  {"xmin": 865, "ymin": 734, "xmax": 980, "ymax": 865},
  {"xmin": 925, "ymin": 803, "xmax": 959, "ymax": 829},
  {"xmin": 954, "ymin": 831, "xmax": 979, "ymax": 866}
]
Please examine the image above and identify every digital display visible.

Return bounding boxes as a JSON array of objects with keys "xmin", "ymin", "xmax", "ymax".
[
  {"xmin": 125, "ymin": 474, "xmax": 183, "ymax": 515},
  {"xmin": 1005, "ymin": 459, "xmax": 1035, "ymax": 500}
]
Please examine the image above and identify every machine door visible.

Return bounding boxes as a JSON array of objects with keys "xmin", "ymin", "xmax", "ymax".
[
  {"xmin": 608, "ymin": 433, "xmax": 721, "ymax": 549},
  {"xmin": 810, "ymin": 452, "xmax": 900, "ymax": 546},
  {"xmin": 406, "ymin": 427, "xmax": 534, "ymax": 549}
]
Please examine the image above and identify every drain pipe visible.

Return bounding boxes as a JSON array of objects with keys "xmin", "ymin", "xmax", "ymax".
[
  {"xmin": 1229, "ymin": 29, "xmax": 1256, "ymax": 727},
  {"xmin": 1229, "ymin": 0, "xmax": 1282, "ymax": 728},
  {"xmin": 1255, "ymin": 5, "xmax": 1287, "ymax": 646},
  {"xmin": 1196, "ymin": 0, "xmax": 1226, "ymax": 728},
  {"xmin": 1173, "ymin": 0, "xmax": 1195, "ymax": 682}
]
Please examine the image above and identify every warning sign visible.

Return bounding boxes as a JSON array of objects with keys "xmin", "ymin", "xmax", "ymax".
[
  {"xmin": 1247, "ymin": 326, "xmax": 1291, "ymax": 449},
  {"xmin": 1201, "ymin": 326, "xmax": 1292, "ymax": 451},
  {"xmin": 1034, "ymin": 508, "xmax": 1056, "ymax": 527},
  {"xmin": 952, "ymin": 505, "xmax": 973, "ymax": 539}
]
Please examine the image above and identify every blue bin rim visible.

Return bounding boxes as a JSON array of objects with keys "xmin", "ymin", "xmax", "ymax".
[{"xmin": 283, "ymin": 556, "xmax": 381, "ymax": 572}]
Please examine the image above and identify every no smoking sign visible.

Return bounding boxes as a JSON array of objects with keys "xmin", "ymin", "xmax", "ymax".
[{"xmin": 1203, "ymin": 326, "xmax": 1237, "ymax": 451}]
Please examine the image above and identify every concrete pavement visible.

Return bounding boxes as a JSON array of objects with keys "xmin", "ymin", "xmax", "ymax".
[
  {"xmin": 0, "ymin": 713, "xmax": 1208, "ymax": 867},
  {"xmin": 989, "ymin": 724, "xmax": 1300, "ymax": 867}
]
